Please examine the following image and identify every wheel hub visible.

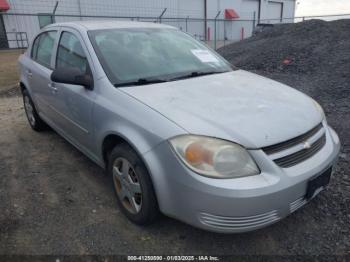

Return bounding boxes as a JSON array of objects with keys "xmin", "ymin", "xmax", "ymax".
[
  {"xmin": 112, "ymin": 157, "xmax": 142, "ymax": 214},
  {"xmin": 24, "ymin": 96, "xmax": 35, "ymax": 126}
]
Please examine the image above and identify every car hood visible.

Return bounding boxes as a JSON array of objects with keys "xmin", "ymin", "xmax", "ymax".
[{"xmin": 121, "ymin": 70, "xmax": 323, "ymax": 148}]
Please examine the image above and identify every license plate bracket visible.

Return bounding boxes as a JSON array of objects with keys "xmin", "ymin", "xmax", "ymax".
[{"xmin": 305, "ymin": 167, "xmax": 332, "ymax": 200}]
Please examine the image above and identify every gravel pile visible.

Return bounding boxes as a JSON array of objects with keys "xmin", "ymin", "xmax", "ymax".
[
  {"xmin": 219, "ymin": 19, "xmax": 350, "ymax": 254},
  {"xmin": 219, "ymin": 19, "xmax": 350, "ymax": 75}
]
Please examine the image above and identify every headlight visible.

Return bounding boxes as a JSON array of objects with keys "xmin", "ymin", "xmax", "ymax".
[{"xmin": 169, "ymin": 135, "xmax": 260, "ymax": 178}]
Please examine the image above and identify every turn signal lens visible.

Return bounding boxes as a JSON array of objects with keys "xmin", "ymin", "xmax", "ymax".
[{"xmin": 185, "ymin": 143, "xmax": 213, "ymax": 165}]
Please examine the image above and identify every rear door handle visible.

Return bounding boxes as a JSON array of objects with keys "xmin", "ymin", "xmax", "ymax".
[{"xmin": 26, "ymin": 70, "xmax": 32, "ymax": 77}]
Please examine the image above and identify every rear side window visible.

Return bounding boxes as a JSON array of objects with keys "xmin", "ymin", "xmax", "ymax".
[
  {"xmin": 56, "ymin": 31, "xmax": 88, "ymax": 74},
  {"xmin": 31, "ymin": 31, "xmax": 57, "ymax": 68}
]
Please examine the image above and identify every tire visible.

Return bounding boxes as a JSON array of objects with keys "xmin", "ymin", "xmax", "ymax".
[
  {"xmin": 22, "ymin": 89, "xmax": 48, "ymax": 131},
  {"xmin": 108, "ymin": 143, "xmax": 159, "ymax": 225}
]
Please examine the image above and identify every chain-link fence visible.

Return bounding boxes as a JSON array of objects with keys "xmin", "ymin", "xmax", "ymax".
[
  {"xmin": 0, "ymin": 0, "xmax": 349, "ymax": 50},
  {"xmin": 0, "ymin": 12, "xmax": 260, "ymax": 50}
]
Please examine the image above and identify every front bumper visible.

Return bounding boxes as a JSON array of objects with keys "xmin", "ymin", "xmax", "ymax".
[{"xmin": 143, "ymin": 125, "xmax": 340, "ymax": 233}]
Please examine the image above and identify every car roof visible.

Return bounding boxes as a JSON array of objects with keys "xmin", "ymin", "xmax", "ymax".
[{"xmin": 45, "ymin": 20, "xmax": 176, "ymax": 31}]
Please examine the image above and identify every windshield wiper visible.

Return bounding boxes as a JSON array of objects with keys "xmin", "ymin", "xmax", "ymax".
[
  {"xmin": 114, "ymin": 78, "xmax": 168, "ymax": 87},
  {"xmin": 168, "ymin": 70, "xmax": 229, "ymax": 81},
  {"xmin": 114, "ymin": 71, "xmax": 229, "ymax": 87}
]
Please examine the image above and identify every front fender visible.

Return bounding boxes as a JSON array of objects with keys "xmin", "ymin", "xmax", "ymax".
[{"xmin": 92, "ymin": 83, "xmax": 187, "ymax": 164}]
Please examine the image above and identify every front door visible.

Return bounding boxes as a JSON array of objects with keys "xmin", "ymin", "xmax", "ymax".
[{"xmin": 49, "ymin": 29, "xmax": 96, "ymax": 152}]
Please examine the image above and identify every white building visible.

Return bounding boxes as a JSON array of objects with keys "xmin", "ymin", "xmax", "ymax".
[{"xmin": 0, "ymin": 0, "xmax": 296, "ymax": 48}]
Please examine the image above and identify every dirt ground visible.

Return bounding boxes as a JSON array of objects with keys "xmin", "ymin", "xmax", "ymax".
[{"xmin": 0, "ymin": 50, "xmax": 23, "ymax": 92}]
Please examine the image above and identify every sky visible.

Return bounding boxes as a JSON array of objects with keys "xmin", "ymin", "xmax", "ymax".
[{"xmin": 295, "ymin": 0, "xmax": 350, "ymax": 16}]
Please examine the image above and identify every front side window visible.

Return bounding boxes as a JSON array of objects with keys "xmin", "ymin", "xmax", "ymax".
[
  {"xmin": 88, "ymin": 28, "xmax": 233, "ymax": 86},
  {"xmin": 32, "ymin": 31, "xmax": 57, "ymax": 68},
  {"xmin": 56, "ymin": 31, "xmax": 88, "ymax": 74}
]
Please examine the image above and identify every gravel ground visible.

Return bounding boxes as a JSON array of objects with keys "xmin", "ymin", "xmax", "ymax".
[{"xmin": 0, "ymin": 20, "xmax": 349, "ymax": 256}]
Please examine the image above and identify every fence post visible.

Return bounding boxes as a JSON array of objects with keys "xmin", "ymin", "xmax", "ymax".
[
  {"xmin": 51, "ymin": 1, "xmax": 58, "ymax": 23},
  {"xmin": 253, "ymin": 11, "xmax": 256, "ymax": 32},
  {"xmin": 158, "ymin": 8, "xmax": 167, "ymax": 24},
  {"xmin": 185, "ymin": 16, "xmax": 189, "ymax": 32},
  {"xmin": 214, "ymin": 11, "xmax": 221, "ymax": 50}
]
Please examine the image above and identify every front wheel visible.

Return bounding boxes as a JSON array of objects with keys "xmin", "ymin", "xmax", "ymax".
[{"xmin": 108, "ymin": 143, "xmax": 159, "ymax": 225}]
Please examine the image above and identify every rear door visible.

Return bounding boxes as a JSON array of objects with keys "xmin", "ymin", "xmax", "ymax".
[
  {"xmin": 49, "ymin": 28, "xmax": 96, "ymax": 152},
  {"xmin": 28, "ymin": 30, "xmax": 58, "ymax": 116}
]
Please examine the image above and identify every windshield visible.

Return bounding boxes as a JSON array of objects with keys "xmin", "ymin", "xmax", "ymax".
[{"xmin": 88, "ymin": 28, "xmax": 233, "ymax": 86}]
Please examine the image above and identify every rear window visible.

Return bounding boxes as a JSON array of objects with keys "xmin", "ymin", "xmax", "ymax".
[{"xmin": 31, "ymin": 31, "xmax": 57, "ymax": 68}]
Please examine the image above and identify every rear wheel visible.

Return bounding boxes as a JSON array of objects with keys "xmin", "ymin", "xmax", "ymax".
[
  {"xmin": 108, "ymin": 143, "xmax": 159, "ymax": 225},
  {"xmin": 22, "ymin": 89, "xmax": 48, "ymax": 131}
]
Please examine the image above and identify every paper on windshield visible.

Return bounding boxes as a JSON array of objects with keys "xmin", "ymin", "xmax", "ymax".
[{"xmin": 191, "ymin": 49, "xmax": 219, "ymax": 63}]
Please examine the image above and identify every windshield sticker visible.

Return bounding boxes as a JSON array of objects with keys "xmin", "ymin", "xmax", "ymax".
[{"xmin": 191, "ymin": 49, "xmax": 219, "ymax": 63}]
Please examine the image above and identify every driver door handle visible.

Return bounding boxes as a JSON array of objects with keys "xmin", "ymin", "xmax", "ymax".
[{"xmin": 48, "ymin": 83, "xmax": 58, "ymax": 93}]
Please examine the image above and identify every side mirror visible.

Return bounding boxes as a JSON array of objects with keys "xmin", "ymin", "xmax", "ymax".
[{"xmin": 51, "ymin": 67, "xmax": 93, "ymax": 90}]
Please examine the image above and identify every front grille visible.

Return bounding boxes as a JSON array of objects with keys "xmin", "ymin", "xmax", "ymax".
[
  {"xmin": 273, "ymin": 134, "xmax": 326, "ymax": 168},
  {"xmin": 262, "ymin": 123, "xmax": 326, "ymax": 168},
  {"xmin": 263, "ymin": 123, "xmax": 323, "ymax": 155}
]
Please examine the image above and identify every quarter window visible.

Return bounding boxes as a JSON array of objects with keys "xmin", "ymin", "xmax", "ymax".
[
  {"xmin": 31, "ymin": 31, "xmax": 57, "ymax": 68},
  {"xmin": 56, "ymin": 31, "xmax": 88, "ymax": 74}
]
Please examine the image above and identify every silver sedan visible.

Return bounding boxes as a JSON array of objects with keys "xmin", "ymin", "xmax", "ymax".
[{"xmin": 18, "ymin": 21, "xmax": 340, "ymax": 233}]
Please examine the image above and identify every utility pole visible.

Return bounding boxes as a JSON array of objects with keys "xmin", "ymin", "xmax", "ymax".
[
  {"xmin": 51, "ymin": 1, "xmax": 58, "ymax": 23},
  {"xmin": 204, "ymin": 0, "xmax": 207, "ymax": 41},
  {"xmin": 77, "ymin": 0, "xmax": 82, "ymax": 20}
]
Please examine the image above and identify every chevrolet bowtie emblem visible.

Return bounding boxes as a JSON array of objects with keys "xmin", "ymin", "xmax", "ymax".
[{"xmin": 303, "ymin": 141, "xmax": 311, "ymax": 149}]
